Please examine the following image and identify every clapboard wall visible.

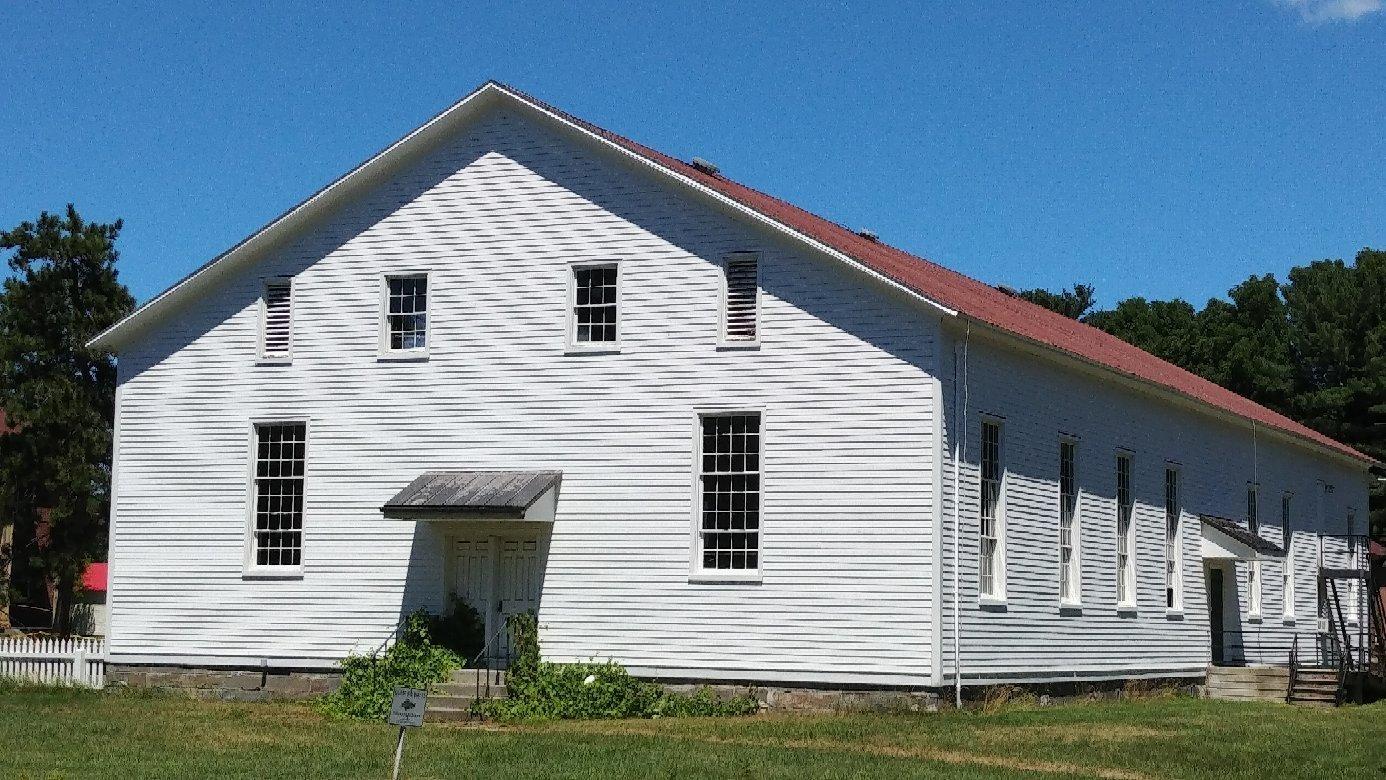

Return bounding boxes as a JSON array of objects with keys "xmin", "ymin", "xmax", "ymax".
[
  {"xmin": 107, "ymin": 106, "xmax": 940, "ymax": 685},
  {"xmin": 935, "ymin": 324, "xmax": 1370, "ymax": 683}
]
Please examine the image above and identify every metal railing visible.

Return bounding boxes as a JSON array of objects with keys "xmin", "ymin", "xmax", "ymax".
[{"xmin": 468, "ymin": 623, "xmax": 515, "ymax": 706}]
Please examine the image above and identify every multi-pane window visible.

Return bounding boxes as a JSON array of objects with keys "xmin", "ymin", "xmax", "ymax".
[
  {"xmin": 1347, "ymin": 510, "xmax": 1361, "ymax": 623},
  {"xmin": 386, "ymin": 275, "xmax": 428, "ymax": 351},
  {"xmin": 1059, "ymin": 440, "xmax": 1079, "ymax": 603},
  {"xmin": 723, "ymin": 254, "xmax": 759, "ymax": 342},
  {"xmin": 572, "ymin": 264, "xmax": 618, "ymax": 344},
  {"xmin": 261, "ymin": 279, "xmax": 292, "ymax": 359},
  {"xmin": 252, "ymin": 423, "xmax": 306, "ymax": 568},
  {"xmin": 979, "ymin": 420, "xmax": 1003, "ymax": 597},
  {"xmin": 1246, "ymin": 484, "xmax": 1258, "ymax": 532},
  {"xmin": 1282, "ymin": 493, "xmax": 1294, "ymax": 619},
  {"xmin": 698, "ymin": 413, "xmax": 760, "ymax": 571},
  {"xmin": 1164, "ymin": 467, "xmax": 1180, "ymax": 609},
  {"xmin": 1115, "ymin": 454, "xmax": 1134, "ymax": 605},
  {"xmin": 1247, "ymin": 484, "xmax": 1261, "ymax": 615}
]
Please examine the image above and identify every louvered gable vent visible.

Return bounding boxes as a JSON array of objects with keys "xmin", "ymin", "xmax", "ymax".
[
  {"xmin": 262, "ymin": 279, "xmax": 292, "ymax": 358},
  {"xmin": 723, "ymin": 255, "xmax": 759, "ymax": 342}
]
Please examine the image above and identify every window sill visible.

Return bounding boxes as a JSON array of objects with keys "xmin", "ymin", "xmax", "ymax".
[
  {"xmin": 256, "ymin": 357, "xmax": 292, "ymax": 367},
  {"xmin": 978, "ymin": 596, "xmax": 1008, "ymax": 611},
  {"xmin": 1059, "ymin": 601, "xmax": 1083, "ymax": 615},
  {"xmin": 688, "ymin": 571, "xmax": 761, "ymax": 585},
  {"xmin": 1282, "ymin": 616, "xmax": 1296, "ymax": 625},
  {"xmin": 1247, "ymin": 614, "xmax": 1263, "ymax": 623},
  {"xmin": 564, "ymin": 345, "xmax": 622, "ymax": 356},
  {"xmin": 243, "ymin": 569, "xmax": 304, "ymax": 581},
  {"xmin": 1116, "ymin": 604, "xmax": 1138, "ymax": 616},
  {"xmin": 715, "ymin": 341, "xmax": 761, "ymax": 352},
  {"xmin": 378, "ymin": 351, "xmax": 429, "ymax": 363},
  {"xmin": 1165, "ymin": 608, "xmax": 1185, "ymax": 619}
]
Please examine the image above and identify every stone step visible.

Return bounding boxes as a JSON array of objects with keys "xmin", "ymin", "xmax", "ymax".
[
  {"xmin": 426, "ymin": 706, "xmax": 473, "ymax": 723},
  {"xmin": 432, "ymin": 682, "xmax": 507, "ymax": 698},
  {"xmin": 448, "ymin": 667, "xmax": 507, "ymax": 685}
]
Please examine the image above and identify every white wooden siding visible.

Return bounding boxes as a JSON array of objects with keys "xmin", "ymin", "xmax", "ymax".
[
  {"xmin": 108, "ymin": 107, "xmax": 938, "ymax": 685},
  {"xmin": 937, "ymin": 326, "xmax": 1370, "ymax": 682}
]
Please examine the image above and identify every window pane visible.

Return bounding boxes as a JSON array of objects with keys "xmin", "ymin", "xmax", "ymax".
[
  {"xmin": 387, "ymin": 276, "xmax": 427, "ymax": 349},
  {"xmin": 253, "ymin": 423, "xmax": 306, "ymax": 568},
  {"xmin": 699, "ymin": 414, "xmax": 761, "ymax": 570},
  {"xmin": 573, "ymin": 266, "xmax": 618, "ymax": 343}
]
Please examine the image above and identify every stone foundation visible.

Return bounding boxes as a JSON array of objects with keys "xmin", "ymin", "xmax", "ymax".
[
  {"xmin": 108, "ymin": 663, "xmax": 1198, "ymax": 711},
  {"xmin": 661, "ymin": 675, "xmax": 1200, "ymax": 714},
  {"xmin": 107, "ymin": 664, "xmax": 340, "ymax": 702}
]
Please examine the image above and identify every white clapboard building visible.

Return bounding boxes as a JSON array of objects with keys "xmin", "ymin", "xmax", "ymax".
[{"xmin": 91, "ymin": 82, "xmax": 1374, "ymax": 695}]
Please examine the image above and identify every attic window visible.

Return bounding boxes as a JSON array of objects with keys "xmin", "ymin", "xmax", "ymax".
[
  {"xmin": 261, "ymin": 278, "xmax": 292, "ymax": 360},
  {"xmin": 571, "ymin": 263, "xmax": 619, "ymax": 346},
  {"xmin": 384, "ymin": 274, "xmax": 428, "ymax": 353},
  {"xmin": 722, "ymin": 254, "xmax": 759, "ymax": 343}
]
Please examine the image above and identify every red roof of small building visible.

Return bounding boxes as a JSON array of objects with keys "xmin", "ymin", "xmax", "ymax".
[
  {"xmin": 505, "ymin": 84, "xmax": 1369, "ymax": 464},
  {"xmin": 81, "ymin": 562, "xmax": 108, "ymax": 593}
]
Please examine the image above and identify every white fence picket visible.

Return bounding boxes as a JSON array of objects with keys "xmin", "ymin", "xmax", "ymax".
[{"xmin": 0, "ymin": 636, "xmax": 106, "ymax": 688}]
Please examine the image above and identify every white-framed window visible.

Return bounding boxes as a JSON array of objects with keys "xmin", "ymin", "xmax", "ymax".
[
  {"xmin": 1347, "ymin": 509, "xmax": 1361, "ymax": 624},
  {"xmin": 1165, "ymin": 465, "xmax": 1182, "ymax": 610},
  {"xmin": 1058, "ymin": 438, "xmax": 1080, "ymax": 604},
  {"xmin": 381, "ymin": 274, "xmax": 428, "ymax": 354},
  {"xmin": 721, "ymin": 252, "xmax": 760, "ymax": 344},
  {"xmin": 1115, "ymin": 452, "xmax": 1135, "ymax": 606},
  {"xmin": 695, "ymin": 412, "xmax": 761, "ymax": 573},
  {"xmin": 248, "ymin": 421, "xmax": 306, "ymax": 570},
  {"xmin": 979, "ymin": 418, "xmax": 1005, "ymax": 598},
  {"xmin": 569, "ymin": 262, "xmax": 619, "ymax": 348},
  {"xmin": 260, "ymin": 277, "xmax": 292, "ymax": 361},
  {"xmin": 1282, "ymin": 492, "xmax": 1294, "ymax": 620},
  {"xmin": 1247, "ymin": 483, "xmax": 1261, "ymax": 616}
]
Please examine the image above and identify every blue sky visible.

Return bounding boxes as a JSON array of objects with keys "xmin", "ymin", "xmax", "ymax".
[{"xmin": 2, "ymin": 1, "xmax": 1383, "ymax": 307}]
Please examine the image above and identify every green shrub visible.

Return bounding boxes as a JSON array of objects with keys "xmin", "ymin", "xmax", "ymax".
[
  {"xmin": 320, "ymin": 609, "xmax": 461, "ymax": 721},
  {"xmin": 424, "ymin": 597, "xmax": 486, "ymax": 661},
  {"xmin": 477, "ymin": 612, "xmax": 758, "ymax": 722}
]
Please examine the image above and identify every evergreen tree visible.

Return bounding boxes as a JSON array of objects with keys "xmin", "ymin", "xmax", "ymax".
[{"xmin": 0, "ymin": 206, "xmax": 133, "ymax": 634}]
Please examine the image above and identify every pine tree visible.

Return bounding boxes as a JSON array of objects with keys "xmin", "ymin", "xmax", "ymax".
[{"xmin": 0, "ymin": 206, "xmax": 133, "ymax": 634}]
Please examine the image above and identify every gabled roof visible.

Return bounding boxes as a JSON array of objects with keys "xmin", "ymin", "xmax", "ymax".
[{"xmin": 90, "ymin": 81, "xmax": 1372, "ymax": 466}]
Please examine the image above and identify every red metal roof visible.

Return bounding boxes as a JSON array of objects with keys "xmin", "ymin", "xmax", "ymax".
[
  {"xmin": 504, "ymin": 84, "xmax": 1369, "ymax": 464},
  {"xmin": 81, "ymin": 562, "xmax": 108, "ymax": 593}
]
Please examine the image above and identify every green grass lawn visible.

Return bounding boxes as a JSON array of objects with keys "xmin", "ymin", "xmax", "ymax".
[{"xmin": 1, "ymin": 685, "xmax": 1382, "ymax": 779}]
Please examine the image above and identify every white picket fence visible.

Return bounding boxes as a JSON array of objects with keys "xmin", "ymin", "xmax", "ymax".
[{"xmin": 0, "ymin": 636, "xmax": 106, "ymax": 688}]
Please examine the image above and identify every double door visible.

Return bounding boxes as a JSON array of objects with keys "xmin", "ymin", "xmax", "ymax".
[{"xmin": 454, "ymin": 534, "xmax": 541, "ymax": 664}]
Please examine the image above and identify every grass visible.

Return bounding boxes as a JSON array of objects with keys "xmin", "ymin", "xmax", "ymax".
[{"xmin": 1, "ymin": 684, "xmax": 1383, "ymax": 779}]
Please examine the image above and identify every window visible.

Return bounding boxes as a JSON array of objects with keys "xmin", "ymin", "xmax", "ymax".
[
  {"xmin": 1059, "ymin": 440, "xmax": 1079, "ymax": 604},
  {"xmin": 979, "ymin": 420, "xmax": 1004, "ymax": 598},
  {"xmin": 384, "ymin": 275, "xmax": 428, "ymax": 352},
  {"xmin": 1165, "ymin": 467, "xmax": 1181, "ymax": 609},
  {"xmin": 260, "ymin": 278, "xmax": 293, "ymax": 360},
  {"xmin": 1246, "ymin": 484, "xmax": 1258, "ymax": 533},
  {"xmin": 1115, "ymin": 453, "xmax": 1134, "ymax": 606},
  {"xmin": 571, "ymin": 264, "xmax": 618, "ymax": 345},
  {"xmin": 1282, "ymin": 493, "xmax": 1294, "ymax": 619},
  {"xmin": 250, "ymin": 422, "xmax": 306, "ymax": 569},
  {"xmin": 722, "ymin": 254, "xmax": 759, "ymax": 342},
  {"xmin": 1247, "ymin": 483, "xmax": 1261, "ymax": 616},
  {"xmin": 697, "ymin": 413, "xmax": 760, "ymax": 572},
  {"xmin": 1347, "ymin": 509, "xmax": 1361, "ymax": 623}
]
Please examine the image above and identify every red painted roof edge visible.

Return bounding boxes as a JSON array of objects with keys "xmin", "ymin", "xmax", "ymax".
[{"xmin": 496, "ymin": 82, "xmax": 1371, "ymax": 465}]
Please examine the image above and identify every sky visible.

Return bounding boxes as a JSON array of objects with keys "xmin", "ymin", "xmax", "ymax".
[{"xmin": 2, "ymin": 1, "xmax": 1383, "ymax": 308}]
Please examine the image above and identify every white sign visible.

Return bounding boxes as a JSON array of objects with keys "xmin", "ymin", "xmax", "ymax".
[{"xmin": 388, "ymin": 687, "xmax": 427, "ymax": 728}]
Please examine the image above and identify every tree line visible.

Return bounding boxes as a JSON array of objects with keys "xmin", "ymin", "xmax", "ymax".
[{"xmin": 1021, "ymin": 248, "xmax": 1385, "ymax": 537}]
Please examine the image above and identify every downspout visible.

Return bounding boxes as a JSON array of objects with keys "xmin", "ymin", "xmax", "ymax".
[{"xmin": 952, "ymin": 322, "xmax": 971, "ymax": 709}]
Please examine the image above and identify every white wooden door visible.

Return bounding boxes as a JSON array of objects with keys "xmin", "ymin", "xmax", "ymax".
[
  {"xmin": 453, "ymin": 538, "xmax": 492, "ymax": 615},
  {"xmin": 497, "ymin": 538, "xmax": 541, "ymax": 659}
]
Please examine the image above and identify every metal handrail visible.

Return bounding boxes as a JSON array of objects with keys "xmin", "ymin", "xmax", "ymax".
[{"xmin": 468, "ymin": 623, "xmax": 514, "ymax": 705}]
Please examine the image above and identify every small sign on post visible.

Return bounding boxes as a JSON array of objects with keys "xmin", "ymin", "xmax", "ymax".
[{"xmin": 388, "ymin": 686, "xmax": 427, "ymax": 780}]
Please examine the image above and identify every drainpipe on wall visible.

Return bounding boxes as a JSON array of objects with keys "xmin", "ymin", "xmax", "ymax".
[{"xmin": 952, "ymin": 323, "xmax": 971, "ymax": 709}]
